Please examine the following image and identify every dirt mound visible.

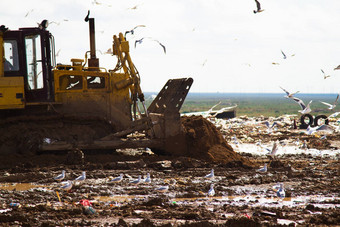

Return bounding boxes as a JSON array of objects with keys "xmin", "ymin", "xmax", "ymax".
[{"xmin": 181, "ymin": 116, "xmax": 253, "ymax": 167}]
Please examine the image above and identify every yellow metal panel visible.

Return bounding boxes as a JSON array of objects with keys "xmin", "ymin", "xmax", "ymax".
[{"xmin": 0, "ymin": 77, "xmax": 25, "ymax": 109}]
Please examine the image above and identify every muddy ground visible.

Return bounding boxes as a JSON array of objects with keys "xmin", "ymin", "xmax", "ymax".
[{"xmin": 0, "ymin": 115, "xmax": 339, "ymax": 226}]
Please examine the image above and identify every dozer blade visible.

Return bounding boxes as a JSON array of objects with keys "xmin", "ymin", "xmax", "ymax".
[{"xmin": 148, "ymin": 78, "xmax": 193, "ymax": 114}]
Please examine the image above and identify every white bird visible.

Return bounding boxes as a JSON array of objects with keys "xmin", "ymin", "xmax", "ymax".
[
  {"xmin": 205, "ymin": 169, "xmax": 214, "ymax": 179},
  {"xmin": 124, "ymin": 25, "xmax": 146, "ymax": 38},
  {"xmin": 144, "ymin": 173, "xmax": 151, "ymax": 183},
  {"xmin": 54, "ymin": 170, "xmax": 65, "ymax": 181},
  {"xmin": 306, "ymin": 124, "xmax": 334, "ymax": 135},
  {"xmin": 264, "ymin": 121, "xmax": 277, "ymax": 134},
  {"xmin": 292, "ymin": 97, "xmax": 312, "ymax": 114},
  {"xmin": 276, "ymin": 183, "xmax": 285, "ymax": 199},
  {"xmin": 328, "ymin": 112, "xmax": 340, "ymax": 118},
  {"xmin": 74, "ymin": 171, "xmax": 86, "ymax": 181},
  {"xmin": 253, "ymin": 0, "xmax": 264, "ymax": 13},
  {"xmin": 321, "ymin": 69, "xmax": 331, "ymax": 79},
  {"xmin": 231, "ymin": 135, "xmax": 240, "ymax": 145},
  {"xmin": 279, "ymin": 87, "xmax": 299, "ymax": 99},
  {"xmin": 155, "ymin": 185, "xmax": 169, "ymax": 193},
  {"xmin": 130, "ymin": 175, "xmax": 142, "ymax": 185},
  {"xmin": 109, "ymin": 174, "xmax": 123, "ymax": 183},
  {"xmin": 135, "ymin": 37, "xmax": 166, "ymax": 54},
  {"xmin": 320, "ymin": 94, "xmax": 339, "ymax": 110},
  {"xmin": 257, "ymin": 163, "xmax": 267, "ymax": 173},
  {"xmin": 60, "ymin": 181, "xmax": 72, "ymax": 191},
  {"xmin": 207, "ymin": 184, "xmax": 215, "ymax": 197},
  {"xmin": 266, "ymin": 141, "xmax": 278, "ymax": 158}
]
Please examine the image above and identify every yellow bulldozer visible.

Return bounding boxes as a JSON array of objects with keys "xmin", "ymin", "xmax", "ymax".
[{"xmin": 0, "ymin": 12, "xmax": 193, "ymax": 155}]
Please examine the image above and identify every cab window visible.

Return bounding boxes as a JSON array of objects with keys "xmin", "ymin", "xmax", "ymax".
[{"xmin": 4, "ymin": 40, "xmax": 19, "ymax": 72}]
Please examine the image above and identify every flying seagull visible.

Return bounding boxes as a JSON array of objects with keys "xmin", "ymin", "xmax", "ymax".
[
  {"xmin": 279, "ymin": 86, "xmax": 299, "ymax": 99},
  {"xmin": 306, "ymin": 124, "xmax": 334, "ymax": 135},
  {"xmin": 320, "ymin": 94, "xmax": 339, "ymax": 110},
  {"xmin": 135, "ymin": 37, "xmax": 166, "ymax": 54},
  {"xmin": 266, "ymin": 141, "xmax": 278, "ymax": 158},
  {"xmin": 292, "ymin": 97, "xmax": 312, "ymax": 114},
  {"xmin": 264, "ymin": 121, "xmax": 277, "ymax": 134},
  {"xmin": 334, "ymin": 65, "xmax": 340, "ymax": 70},
  {"xmin": 321, "ymin": 69, "xmax": 331, "ymax": 79},
  {"xmin": 124, "ymin": 25, "xmax": 146, "ymax": 38},
  {"xmin": 253, "ymin": 0, "xmax": 264, "ymax": 13}
]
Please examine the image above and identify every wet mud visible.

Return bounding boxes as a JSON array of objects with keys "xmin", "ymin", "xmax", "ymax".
[{"xmin": 0, "ymin": 115, "xmax": 339, "ymax": 226}]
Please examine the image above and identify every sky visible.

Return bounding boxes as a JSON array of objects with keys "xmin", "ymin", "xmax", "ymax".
[{"xmin": 1, "ymin": 0, "xmax": 340, "ymax": 94}]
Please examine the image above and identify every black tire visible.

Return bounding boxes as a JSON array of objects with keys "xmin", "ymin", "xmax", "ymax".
[
  {"xmin": 314, "ymin": 115, "xmax": 329, "ymax": 126},
  {"xmin": 300, "ymin": 114, "xmax": 313, "ymax": 129}
]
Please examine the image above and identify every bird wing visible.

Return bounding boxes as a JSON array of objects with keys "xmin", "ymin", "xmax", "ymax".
[
  {"xmin": 264, "ymin": 121, "xmax": 270, "ymax": 128},
  {"xmin": 328, "ymin": 112, "xmax": 340, "ymax": 118},
  {"xmin": 255, "ymin": 0, "xmax": 261, "ymax": 11},
  {"xmin": 316, "ymin": 124, "xmax": 334, "ymax": 132},
  {"xmin": 292, "ymin": 97, "xmax": 306, "ymax": 110},
  {"xmin": 321, "ymin": 69, "xmax": 325, "ymax": 74},
  {"xmin": 134, "ymin": 38, "xmax": 144, "ymax": 48},
  {"xmin": 134, "ymin": 25, "xmax": 146, "ymax": 30},
  {"xmin": 208, "ymin": 101, "xmax": 221, "ymax": 113},
  {"xmin": 281, "ymin": 50, "xmax": 287, "ymax": 59},
  {"xmin": 334, "ymin": 65, "xmax": 340, "ymax": 70},
  {"xmin": 271, "ymin": 122, "xmax": 277, "ymax": 128},
  {"xmin": 279, "ymin": 86, "xmax": 290, "ymax": 96},
  {"xmin": 334, "ymin": 94, "xmax": 339, "ymax": 104},
  {"xmin": 320, "ymin": 101, "xmax": 332, "ymax": 108},
  {"xmin": 154, "ymin": 40, "xmax": 166, "ymax": 54}
]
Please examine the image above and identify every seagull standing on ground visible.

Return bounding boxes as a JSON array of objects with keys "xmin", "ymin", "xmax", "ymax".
[
  {"xmin": 320, "ymin": 94, "xmax": 339, "ymax": 110},
  {"xmin": 130, "ymin": 175, "xmax": 142, "ymax": 185},
  {"xmin": 54, "ymin": 170, "xmax": 65, "ymax": 181},
  {"xmin": 155, "ymin": 185, "xmax": 169, "ymax": 193},
  {"xmin": 74, "ymin": 171, "xmax": 86, "ymax": 182},
  {"xmin": 60, "ymin": 181, "xmax": 73, "ymax": 191},
  {"xmin": 205, "ymin": 169, "xmax": 214, "ymax": 179},
  {"xmin": 109, "ymin": 174, "xmax": 123, "ymax": 183},
  {"xmin": 276, "ymin": 183, "xmax": 285, "ymax": 199},
  {"xmin": 253, "ymin": 0, "xmax": 264, "ymax": 13},
  {"xmin": 279, "ymin": 87, "xmax": 299, "ymax": 99},
  {"xmin": 292, "ymin": 97, "xmax": 312, "ymax": 114},
  {"xmin": 207, "ymin": 184, "xmax": 215, "ymax": 197},
  {"xmin": 257, "ymin": 163, "xmax": 267, "ymax": 173},
  {"xmin": 144, "ymin": 173, "xmax": 151, "ymax": 183}
]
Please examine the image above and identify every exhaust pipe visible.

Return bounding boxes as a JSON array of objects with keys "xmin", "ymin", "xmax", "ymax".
[{"xmin": 84, "ymin": 10, "xmax": 99, "ymax": 68}]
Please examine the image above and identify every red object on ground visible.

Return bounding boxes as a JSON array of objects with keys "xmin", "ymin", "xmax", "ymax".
[{"xmin": 79, "ymin": 199, "xmax": 92, "ymax": 206}]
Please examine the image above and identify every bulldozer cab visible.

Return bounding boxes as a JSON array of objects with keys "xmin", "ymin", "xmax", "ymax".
[{"xmin": 2, "ymin": 25, "xmax": 54, "ymax": 104}]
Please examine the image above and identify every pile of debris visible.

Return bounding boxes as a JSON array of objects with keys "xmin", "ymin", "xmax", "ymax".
[{"xmin": 180, "ymin": 115, "xmax": 253, "ymax": 167}]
